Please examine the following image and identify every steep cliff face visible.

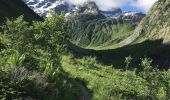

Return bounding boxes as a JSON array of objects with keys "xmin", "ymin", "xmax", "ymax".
[
  {"xmin": 67, "ymin": 1, "xmax": 103, "ymax": 17},
  {"xmin": 22, "ymin": 0, "xmax": 66, "ymax": 17},
  {"xmin": 118, "ymin": 12, "xmax": 145, "ymax": 23},
  {"xmin": 135, "ymin": 0, "xmax": 170, "ymax": 43}
]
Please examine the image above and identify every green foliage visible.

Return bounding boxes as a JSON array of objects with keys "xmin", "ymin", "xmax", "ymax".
[
  {"xmin": 0, "ymin": 64, "xmax": 79, "ymax": 100},
  {"xmin": 62, "ymin": 55, "xmax": 170, "ymax": 100},
  {"xmin": 0, "ymin": 1, "xmax": 169, "ymax": 99},
  {"xmin": 1, "ymin": 14, "xmax": 67, "ymax": 69},
  {"xmin": 125, "ymin": 56, "xmax": 132, "ymax": 70},
  {"xmin": 139, "ymin": 58, "xmax": 170, "ymax": 99},
  {"xmin": 67, "ymin": 17, "xmax": 135, "ymax": 49},
  {"xmin": 0, "ymin": 15, "xmax": 79, "ymax": 100}
]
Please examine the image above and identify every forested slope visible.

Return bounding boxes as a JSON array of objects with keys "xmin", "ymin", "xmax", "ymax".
[
  {"xmin": 0, "ymin": 0, "xmax": 42, "ymax": 24},
  {"xmin": 67, "ymin": 16, "xmax": 136, "ymax": 49}
]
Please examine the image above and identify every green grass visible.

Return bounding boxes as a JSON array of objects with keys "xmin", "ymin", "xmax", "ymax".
[
  {"xmin": 68, "ymin": 17, "xmax": 135, "ymax": 48},
  {"xmin": 68, "ymin": 39, "xmax": 170, "ymax": 70},
  {"xmin": 61, "ymin": 54, "xmax": 170, "ymax": 100}
]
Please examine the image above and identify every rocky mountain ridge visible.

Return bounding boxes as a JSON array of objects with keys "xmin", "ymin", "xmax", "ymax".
[
  {"xmin": 137, "ymin": 0, "xmax": 170, "ymax": 44},
  {"xmin": 118, "ymin": 0, "xmax": 170, "ymax": 47},
  {"xmin": 22, "ymin": 0, "xmax": 145, "ymax": 21}
]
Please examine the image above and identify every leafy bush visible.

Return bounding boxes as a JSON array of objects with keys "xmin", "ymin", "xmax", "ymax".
[
  {"xmin": 62, "ymin": 55, "xmax": 170, "ymax": 100},
  {"xmin": 0, "ymin": 14, "xmax": 79, "ymax": 100},
  {"xmin": 1, "ymin": 13, "xmax": 67, "ymax": 69},
  {"xmin": 0, "ymin": 64, "xmax": 79, "ymax": 100}
]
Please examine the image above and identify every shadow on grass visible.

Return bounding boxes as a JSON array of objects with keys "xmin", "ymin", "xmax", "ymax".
[{"xmin": 67, "ymin": 40, "xmax": 170, "ymax": 70}]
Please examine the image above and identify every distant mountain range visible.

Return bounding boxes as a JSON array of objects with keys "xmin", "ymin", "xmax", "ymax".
[
  {"xmin": 21, "ymin": 0, "xmax": 146, "ymax": 47},
  {"xmin": 22, "ymin": 0, "xmax": 145, "ymax": 21}
]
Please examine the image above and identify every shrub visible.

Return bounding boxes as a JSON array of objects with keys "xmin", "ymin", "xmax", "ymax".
[
  {"xmin": 0, "ymin": 14, "xmax": 79, "ymax": 100},
  {"xmin": 62, "ymin": 55, "xmax": 170, "ymax": 100}
]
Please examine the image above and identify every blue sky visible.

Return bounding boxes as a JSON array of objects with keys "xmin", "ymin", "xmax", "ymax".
[{"xmin": 121, "ymin": 6, "xmax": 143, "ymax": 13}]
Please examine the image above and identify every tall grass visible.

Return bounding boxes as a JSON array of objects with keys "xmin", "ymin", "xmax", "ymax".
[{"xmin": 62, "ymin": 54, "xmax": 170, "ymax": 100}]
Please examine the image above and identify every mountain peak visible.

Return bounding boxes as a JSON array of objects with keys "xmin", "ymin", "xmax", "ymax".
[
  {"xmin": 70, "ymin": 1, "xmax": 100, "ymax": 15},
  {"xmin": 22, "ymin": 0, "xmax": 145, "ymax": 19}
]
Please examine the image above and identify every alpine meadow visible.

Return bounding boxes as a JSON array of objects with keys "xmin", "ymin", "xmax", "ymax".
[{"xmin": 0, "ymin": 0, "xmax": 170, "ymax": 100}]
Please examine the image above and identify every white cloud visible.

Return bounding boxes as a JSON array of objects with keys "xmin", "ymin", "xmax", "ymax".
[
  {"xmin": 131, "ymin": 0, "xmax": 158, "ymax": 12},
  {"xmin": 65, "ymin": 0, "xmax": 89, "ymax": 5},
  {"xmin": 64, "ymin": 0, "xmax": 158, "ymax": 12},
  {"xmin": 91, "ymin": 0, "xmax": 131, "ymax": 11}
]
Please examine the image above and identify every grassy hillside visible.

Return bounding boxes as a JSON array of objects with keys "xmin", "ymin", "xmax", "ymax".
[
  {"xmin": 67, "ymin": 0, "xmax": 170, "ymax": 70},
  {"xmin": 0, "ymin": 0, "xmax": 43, "ymax": 24},
  {"xmin": 118, "ymin": 0, "xmax": 170, "ymax": 47},
  {"xmin": 0, "ymin": 0, "xmax": 169, "ymax": 99},
  {"xmin": 68, "ymin": 39, "xmax": 170, "ymax": 70},
  {"xmin": 136, "ymin": 0, "xmax": 170, "ymax": 43},
  {"xmin": 67, "ymin": 15, "xmax": 136, "ymax": 49}
]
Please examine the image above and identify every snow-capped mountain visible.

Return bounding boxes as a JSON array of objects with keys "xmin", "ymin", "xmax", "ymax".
[
  {"xmin": 65, "ymin": 1, "xmax": 102, "ymax": 17},
  {"xmin": 22, "ymin": 0, "xmax": 145, "ymax": 20},
  {"xmin": 22, "ymin": 0, "xmax": 68, "ymax": 17},
  {"xmin": 118, "ymin": 12, "xmax": 146, "ymax": 23},
  {"xmin": 22, "ymin": 0, "xmax": 122, "ymax": 17}
]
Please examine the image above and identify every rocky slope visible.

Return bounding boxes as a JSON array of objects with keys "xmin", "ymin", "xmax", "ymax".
[
  {"xmin": 65, "ymin": 1, "xmax": 105, "ymax": 18},
  {"xmin": 141, "ymin": 0, "xmax": 170, "ymax": 44},
  {"xmin": 119, "ymin": 0, "xmax": 170, "ymax": 46},
  {"xmin": 22, "ymin": 0, "xmax": 66, "ymax": 17},
  {"xmin": 118, "ymin": 12, "xmax": 146, "ymax": 23},
  {"xmin": 74, "ymin": 1, "xmax": 100, "ymax": 15}
]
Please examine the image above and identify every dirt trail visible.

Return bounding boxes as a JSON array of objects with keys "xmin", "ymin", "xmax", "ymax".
[{"xmin": 78, "ymin": 83, "xmax": 92, "ymax": 100}]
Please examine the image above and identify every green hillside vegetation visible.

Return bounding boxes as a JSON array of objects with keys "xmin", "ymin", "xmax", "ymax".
[
  {"xmin": 0, "ymin": 14, "xmax": 79, "ymax": 100},
  {"xmin": 136, "ymin": 0, "xmax": 170, "ymax": 43},
  {"xmin": 68, "ymin": 39, "xmax": 170, "ymax": 70},
  {"xmin": 0, "ymin": 14, "xmax": 169, "ymax": 99},
  {"xmin": 117, "ymin": 0, "xmax": 170, "ymax": 47},
  {"xmin": 0, "ymin": 0, "xmax": 43, "ymax": 24},
  {"xmin": 62, "ymin": 55, "xmax": 170, "ymax": 99},
  {"xmin": 67, "ymin": 16, "xmax": 135, "ymax": 49},
  {"xmin": 0, "ymin": 0, "xmax": 170, "ymax": 99}
]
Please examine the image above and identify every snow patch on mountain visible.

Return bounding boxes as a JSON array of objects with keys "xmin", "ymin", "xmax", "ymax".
[
  {"xmin": 22, "ymin": 0, "xmax": 145, "ymax": 19},
  {"xmin": 23, "ymin": 0, "xmax": 66, "ymax": 17}
]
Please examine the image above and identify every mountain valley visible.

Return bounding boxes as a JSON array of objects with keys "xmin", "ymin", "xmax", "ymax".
[{"xmin": 0, "ymin": 0, "xmax": 170, "ymax": 100}]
